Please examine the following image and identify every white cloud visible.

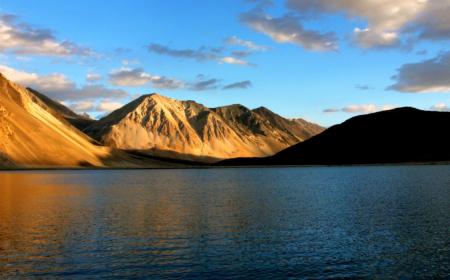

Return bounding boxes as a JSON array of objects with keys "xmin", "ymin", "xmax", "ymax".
[
  {"xmin": 70, "ymin": 101, "xmax": 96, "ymax": 112},
  {"xmin": 189, "ymin": 77, "xmax": 220, "ymax": 91},
  {"xmin": 108, "ymin": 67, "xmax": 186, "ymax": 89},
  {"xmin": 286, "ymin": 0, "xmax": 450, "ymax": 48},
  {"xmin": 86, "ymin": 72, "xmax": 102, "ymax": 82},
  {"xmin": 240, "ymin": 10, "xmax": 338, "ymax": 51},
  {"xmin": 108, "ymin": 67, "xmax": 232, "ymax": 91},
  {"xmin": 96, "ymin": 101, "xmax": 123, "ymax": 112},
  {"xmin": 148, "ymin": 42, "xmax": 255, "ymax": 66},
  {"xmin": 147, "ymin": 43, "xmax": 220, "ymax": 61},
  {"xmin": 0, "ymin": 64, "xmax": 127, "ymax": 101},
  {"xmin": 0, "ymin": 64, "xmax": 73, "ymax": 91},
  {"xmin": 353, "ymin": 28, "xmax": 399, "ymax": 49},
  {"xmin": 343, "ymin": 104, "xmax": 378, "ymax": 113},
  {"xmin": 225, "ymin": 36, "xmax": 269, "ymax": 51},
  {"xmin": 388, "ymin": 51, "xmax": 450, "ymax": 93},
  {"xmin": 64, "ymin": 100, "xmax": 123, "ymax": 115},
  {"xmin": 109, "ymin": 67, "xmax": 152, "ymax": 87},
  {"xmin": 324, "ymin": 104, "xmax": 397, "ymax": 114},
  {"xmin": 0, "ymin": 14, "xmax": 95, "ymax": 56},
  {"xmin": 323, "ymin": 108, "xmax": 340, "ymax": 113},
  {"xmin": 431, "ymin": 102, "xmax": 450, "ymax": 112},
  {"xmin": 150, "ymin": 75, "xmax": 186, "ymax": 89},
  {"xmin": 220, "ymin": 56, "xmax": 254, "ymax": 66},
  {"xmin": 121, "ymin": 59, "xmax": 140, "ymax": 66}
]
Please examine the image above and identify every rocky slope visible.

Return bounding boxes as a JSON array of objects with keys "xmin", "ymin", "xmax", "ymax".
[
  {"xmin": 85, "ymin": 94, "xmax": 323, "ymax": 161},
  {"xmin": 220, "ymin": 107, "xmax": 450, "ymax": 165},
  {"xmin": 0, "ymin": 74, "xmax": 178, "ymax": 168}
]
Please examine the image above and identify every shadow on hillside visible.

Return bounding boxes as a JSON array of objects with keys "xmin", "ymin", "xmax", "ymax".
[
  {"xmin": 0, "ymin": 152, "xmax": 17, "ymax": 169},
  {"xmin": 97, "ymin": 148, "xmax": 214, "ymax": 169}
]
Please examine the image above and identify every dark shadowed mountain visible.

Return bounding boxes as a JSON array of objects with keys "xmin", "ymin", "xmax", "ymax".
[{"xmin": 219, "ymin": 107, "xmax": 450, "ymax": 166}]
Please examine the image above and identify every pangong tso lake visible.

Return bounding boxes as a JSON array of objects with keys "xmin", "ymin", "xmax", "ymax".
[{"xmin": 1, "ymin": 165, "xmax": 449, "ymax": 279}]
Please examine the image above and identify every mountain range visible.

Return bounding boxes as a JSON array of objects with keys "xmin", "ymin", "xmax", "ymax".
[
  {"xmin": 0, "ymin": 73, "xmax": 322, "ymax": 167},
  {"xmin": 83, "ymin": 94, "xmax": 323, "ymax": 162},
  {"xmin": 2, "ymin": 72, "xmax": 449, "ymax": 169}
]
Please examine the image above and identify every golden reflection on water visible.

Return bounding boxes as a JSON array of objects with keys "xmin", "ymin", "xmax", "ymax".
[
  {"xmin": 0, "ymin": 170, "xmax": 264, "ymax": 277},
  {"xmin": 0, "ymin": 172, "xmax": 91, "ymax": 276}
]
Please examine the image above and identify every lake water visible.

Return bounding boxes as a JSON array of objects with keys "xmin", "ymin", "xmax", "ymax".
[{"xmin": 0, "ymin": 166, "xmax": 449, "ymax": 279}]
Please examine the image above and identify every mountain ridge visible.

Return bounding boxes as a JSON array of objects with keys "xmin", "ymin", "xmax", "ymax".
[{"xmin": 84, "ymin": 93, "xmax": 324, "ymax": 162}]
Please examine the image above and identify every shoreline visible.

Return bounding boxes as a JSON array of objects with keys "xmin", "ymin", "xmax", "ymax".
[{"xmin": 1, "ymin": 161, "xmax": 450, "ymax": 171}]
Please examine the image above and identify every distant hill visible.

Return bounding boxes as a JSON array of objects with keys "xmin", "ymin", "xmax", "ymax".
[
  {"xmin": 84, "ymin": 94, "xmax": 323, "ymax": 162},
  {"xmin": 219, "ymin": 107, "xmax": 450, "ymax": 165}
]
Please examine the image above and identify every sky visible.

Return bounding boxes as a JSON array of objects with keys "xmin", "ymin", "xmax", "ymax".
[{"xmin": 1, "ymin": 0, "xmax": 450, "ymax": 126}]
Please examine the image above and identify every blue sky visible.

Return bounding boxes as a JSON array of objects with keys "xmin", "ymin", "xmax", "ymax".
[{"xmin": 1, "ymin": 0, "xmax": 450, "ymax": 126}]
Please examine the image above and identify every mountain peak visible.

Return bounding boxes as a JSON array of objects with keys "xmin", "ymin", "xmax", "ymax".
[
  {"xmin": 211, "ymin": 104, "xmax": 252, "ymax": 116},
  {"xmin": 253, "ymin": 106, "xmax": 281, "ymax": 118},
  {"xmin": 390, "ymin": 106, "xmax": 421, "ymax": 113},
  {"xmin": 140, "ymin": 92, "xmax": 171, "ymax": 102},
  {"xmin": 253, "ymin": 106, "xmax": 271, "ymax": 112},
  {"xmin": 214, "ymin": 104, "xmax": 249, "ymax": 110}
]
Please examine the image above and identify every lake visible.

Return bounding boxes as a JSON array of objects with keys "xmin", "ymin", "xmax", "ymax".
[{"xmin": 0, "ymin": 166, "xmax": 449, "ymax": 279}]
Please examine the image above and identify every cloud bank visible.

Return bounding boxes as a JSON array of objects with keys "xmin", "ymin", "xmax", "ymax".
[
  {"xmin": 240, "ymin": 10, "xmax": 338, "ymax": 51},
  {"xmin": 0, "ymin": 65, "xmax": 127, "ymax": 102},
  {"xmin": 0, "ymin": 14, "xmax": 95, "ymax": 57},
  {"xmin": 148, "ymin": 43, "xmax": 254, "ymax": 66},
  {"xmin": 388, "ymin": 51, "xmax": 450, "ymax": 93},
  {"xmin": 108, "ymin": 67, "xmax": 248, "ymax": 92},
  {"xmin": 286, "ymin": 0, "xmax": 450, "ymax": 49}
]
